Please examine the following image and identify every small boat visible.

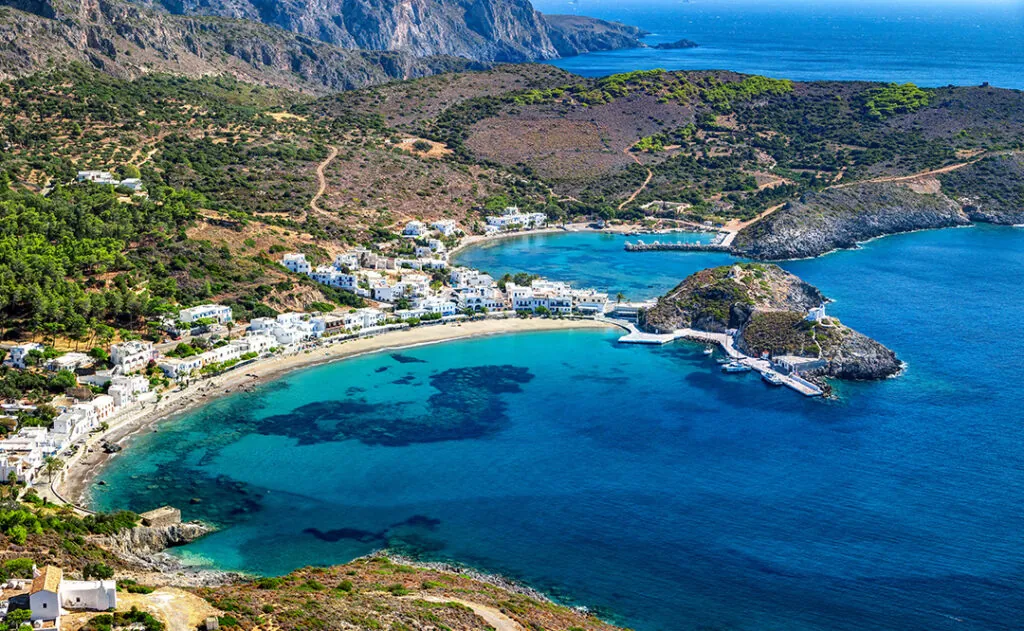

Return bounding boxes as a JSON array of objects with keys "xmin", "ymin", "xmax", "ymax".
[
  {"xmin": 703, "ymin": 346, "xmax": 714, "ymax": 356},
  {"xmin": 722, "ymin": 362, "xmax": 751, "ymax": 373},
  {"xmin": 716, "ymin": 357, "xmax": 731, "ymax": 365},
  {"xmin": 761, "ymin": 371, "xmax": 785, "ymax": 386}
]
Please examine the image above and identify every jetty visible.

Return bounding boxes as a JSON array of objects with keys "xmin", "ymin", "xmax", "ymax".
[
  {"xmin": 613, "ymin": 321, "xmax": 823, "ymax": 397},
  {"xmin": 624, "ymin": 231, "xmax": 736, "ymax": 253}
]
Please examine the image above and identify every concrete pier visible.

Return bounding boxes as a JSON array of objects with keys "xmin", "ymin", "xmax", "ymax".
[{"xmin": 613, "ymin": 320, "xmax": 823, "ymax": 397}]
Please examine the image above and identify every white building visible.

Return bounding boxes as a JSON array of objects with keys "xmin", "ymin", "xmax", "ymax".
[
  {"xmin": 6, "ymin": 342, "xmax": 44, "ymax": 369},
  {"xmin": 570, "ymin": 288, "xmax": 610, "ymax": 315},
  {"xmin": 281, "ymin": 253, "xmax": 312, "ymax": 275},
  {"xmin": 110, "ymin": 340, "xmax": 155, "ymax": 374},
  {"xmin": 485, "ymin": 206, "xmax": 547, "ymax": 231},
  {"xmin": 0, "ymin": 443, "xmax": 43, "ymax": 485},
  {"xmin": 334, "ymin": 252, "xmax": 361, "ymax": 270},
  {"xmin": 236, "ymin": 334, "xmax": 276, "ymax": 355},
  {"xmin": 343, "ymin": 308, "xmax": 386, "ymax": 330},
  {"xmin": 251, "ymin": 314, "xmax": 316, "ymax": 345},
  {"xmin": 507, "ymin": 280, "xmax": 573, "ymax": 314},
  {"xmin": 431, "ymin": 220, "xmax": 459, "ymax": 236},
  {"xmin": 108, "ymin": 375, "xmax": 149, "ymax": 408},
  {"xmin": 158, "ymin": 356, "xmax": 203, "ymax": 379},
  {"xmin": 46, "ymin": 352, "xmax": 93, "ymax": 372},
  {"xmin": 119, "ymin": 178, "xmax": 144, "ymax": 191},
  {"xmin": 53, "ymin": 395, "xmax": 115, "ymax": 441},
  {"xmin": 76, "ymin": 170, "xmax": 118, "ymax": 185},
  {"xmin": 450, "ymin": 268, "xmax": 494, "ymax": 289},
  {"xmin": 179, "ymin": 304, "xmax": 233, "ymax": 324},
  {"xmin": 30, "ymin": 566, "xmax": 116, "ymax": 627},
  {"xmin": 310, "ymin": 266, "xmax": 357, "ymax": 290},
  {"xmin": 403, "ymin": 220, "xmax": 427, "ymax": 237},
  {"xmin": 456, "ymin": 286, "xmax": 506, "ymax": 312},
  {"xmin": 806, "ymin": 303, "xmax": 827, "ymax": 322}
]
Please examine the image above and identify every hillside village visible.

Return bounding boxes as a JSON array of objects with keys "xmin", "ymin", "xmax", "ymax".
[{"xmin": 0, "ymin": 201, "xmax": 617, "ymax": 492}]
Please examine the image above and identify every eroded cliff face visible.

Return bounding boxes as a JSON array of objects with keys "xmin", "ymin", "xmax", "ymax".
[
  {"xmin": 130, "ymin": 0, "xmax": 644, "ymax": 62},
  {"xmin": 643, "ymin": 264, "xmax": 901, "ymax": 380},
  {"xmin": 732, "ymin": 182, "xmax": 970, "ymax": 261},
  {"xmin": 0, "ymin": 0, "xmax": 482, "ymax": 91},
  {"xmin": 99, "ymin": 521, "xmax": 213, "ymax": 559}
]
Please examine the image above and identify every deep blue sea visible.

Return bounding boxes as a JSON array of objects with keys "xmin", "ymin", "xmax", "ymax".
[
  {"xmin": 535, "ymin": 0, "xmax": 1024, "ymax": 89},
  {"xmin": 93, "ymin": 225, "xmax": 1024, "ymax": 631}
]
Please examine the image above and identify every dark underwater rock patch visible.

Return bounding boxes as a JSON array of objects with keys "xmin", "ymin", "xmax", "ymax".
[
  {"xmin": 390, "ymin": 353, "xmax": 427, "ymax": 364},
  {"xmin": 255, "ymin": 364, "xmax": 534, "ymax": 446}
]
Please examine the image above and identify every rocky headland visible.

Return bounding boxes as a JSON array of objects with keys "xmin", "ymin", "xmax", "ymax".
[
  {"xmin": 732, "ymin": 153, "xmax": 1024, "ymax": 261},
  {"xmin": 642, "ymin": 263, "xmax": 901, "ymax": 380}
]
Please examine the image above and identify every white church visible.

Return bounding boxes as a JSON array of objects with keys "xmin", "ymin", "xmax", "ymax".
[{"xmin": 28, "ymin": 565, "xmax": 116, "ymax": 628}]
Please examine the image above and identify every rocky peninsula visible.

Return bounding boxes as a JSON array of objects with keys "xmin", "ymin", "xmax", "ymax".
[
  {"xmin": 732, "ymin": 153, "xmax": 1024, "ymax": 261},
  {"xmin": 642, "ymin": 263, "xmax": 901, "ymax": 380}
]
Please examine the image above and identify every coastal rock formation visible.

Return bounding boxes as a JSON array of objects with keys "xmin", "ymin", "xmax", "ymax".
[
  {"xmin": 0, "ymin": 0, "xmax": 642, "ymax": 91},
  {"xmin": 732, "ymin": 182, "xmax": 970, "ymax": 260},
  {"xmin": 129, "ymin": 0, "xmax": 645, "ymax": 62},
  {"xmin": 939, "ymin": 153, "xmax": 1024, "ymax": 225},
  {"xmin": 643, "ymin": 264, "xmax": 901, "ymax": 380},
  {"xmin": 99, "ymin": 520, "xmax": 213, "ymax": 559}
]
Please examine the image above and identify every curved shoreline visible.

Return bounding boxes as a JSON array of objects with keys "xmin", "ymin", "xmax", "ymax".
[{"xmin": 54, "ymin": 317, "xmax": 618, "ymax": 509}]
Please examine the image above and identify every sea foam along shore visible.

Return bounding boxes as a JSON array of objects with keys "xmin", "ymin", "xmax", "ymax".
[{"xmin": 51, "ymin": 316, "xmax": 618, "ymax": 509}]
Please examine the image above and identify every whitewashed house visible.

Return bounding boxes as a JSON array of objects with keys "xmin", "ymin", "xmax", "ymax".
[
  {"xmin": 30, "ymin": 566, "xmax": 116, "ymax": 627},
  {"xmin": 456, "ymin": 286, "xmax": 505, "ymax": 312},
  {"xmin": 485, "ymin": 207, "xmax": 547, "ymax": 231},
  {"xmin": 403, "ymin": 220, "xmax": 426, "ymax": 237},
  {"xmin": 110, "ymin": 340, "xmax": 155, "ymax": 373},
  {"xmin": 334, "ymin": 252, "xmax": 361, "ymax": 270},
  {"xmin": 158, "ymin": 356, "xmax": 203, "ymax": 379},
  {"xmin": 46, "ymin": 352, "xmax": 93, "ymax": 372},
  {"xmin": 281, "ymin": 253, "xmax": 312, "ymax": 275},
  {"xmin": 431, "ymin": 220, "xmax": 459, "ymax": 236},
  {"xmin": 6, "ymin": 342, "xmax": 45, "ymax": 369},
  {"xmin": 450, "ymin": 269, "xmax": 494, "ymax": 289},
  {"xmin": 179, "ymin": 304, "xmax": 233, "ymax": 324},
  {"xmin": 108, "ymin": 375, "xmax": 150, "ymax": 408}
]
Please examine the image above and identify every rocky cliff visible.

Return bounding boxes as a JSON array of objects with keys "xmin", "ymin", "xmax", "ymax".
[
  {"xmin": 643, "ymin": 264, "xmax": 901, "ymax": 380},
  {"xmin": 733, "ymin": 154, "xmax": 1024, "ymax": 261},
  {"xmin": 732, "ymin": 182, "xmax": 970, "ymax": 261},
  {"xmin": 0, "ymin": 0, "xmax": 641, "ymax": 92},
  {"xmin": 99, "ymin": 520, "xmax": 212, "ymax": 560},
  {"xmin": 939, "ymin": 153, "xmax": 1024, "ymax": 225},
  {"xmin": 129, "ymin": 0, "xmax": 645, "ymax": 62},
  {"xmin": 0, "ymin": 0, "xmax": 482, "ymax": 92}
]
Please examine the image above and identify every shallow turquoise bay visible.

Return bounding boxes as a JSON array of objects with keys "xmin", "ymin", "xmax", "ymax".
[{"xmin": 93, "ymin": 225, "xmax": 1024, "ymax": 630}]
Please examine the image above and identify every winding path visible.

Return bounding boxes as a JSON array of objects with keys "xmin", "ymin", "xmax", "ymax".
[
  {"xmin": 619, "ymin": 143, "xmax": 654, "ymax": 210},
  {"xmin": 416, "ymin": 596, "xmax": 524, "ymax": 631},
  {"xmin": 310, "ymin": 144, "xmax": 339, "ymax": 215}
]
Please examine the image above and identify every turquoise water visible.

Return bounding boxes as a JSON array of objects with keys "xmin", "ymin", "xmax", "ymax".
[
  {"xmin": 93, "ymin": 225, "xmax": 1024, "ymax": 630},
  {"xmin": 536, "ymin": 0, "xmax": 1024, "ymax": 89}
]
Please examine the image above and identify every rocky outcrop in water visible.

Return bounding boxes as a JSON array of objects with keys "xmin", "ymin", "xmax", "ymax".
[{"xmin": 643, "ymin": 264, "xmax": 901, "ymax": 380}]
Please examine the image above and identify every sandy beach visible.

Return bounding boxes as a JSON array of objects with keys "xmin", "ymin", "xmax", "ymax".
[{"xmin": 51, "ymin": 316, "xmax": 620, "ymax": 508}]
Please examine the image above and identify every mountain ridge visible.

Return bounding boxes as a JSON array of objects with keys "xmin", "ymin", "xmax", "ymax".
[{"xmin": 0, "ymin": 0, "xmax": 645, "ymax": 92}]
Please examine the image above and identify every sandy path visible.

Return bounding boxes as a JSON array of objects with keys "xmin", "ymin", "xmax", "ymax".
[
  {"xmin": 418, "ymin": 596, "xmax": 524, "ymax": 631},
  {"xmin": 52, "ymin": 317, "xmax": 617, "ymax": 507},
  {"xmin": 309, "ymin": 144, "xmax": 338, "ymax": 215},
  {"xmin": 619, "ymin": 143, "xmax": 654, "ymax": 210}
]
